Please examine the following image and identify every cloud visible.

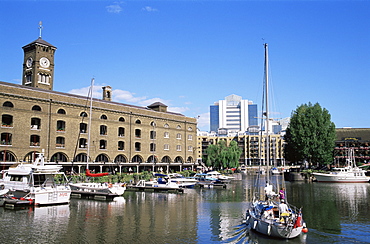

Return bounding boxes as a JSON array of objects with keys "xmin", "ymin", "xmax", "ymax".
[
  {"xmin": 106, "ymin": 3, "xmax": 123, "ymax": 14},
  {"xmin": 168, "ymin": 106, "xmax": 190, "ymax": 114},
  {"xmin": 196, "ymin": 112, "xmax": 210, "ymax": 131},
  {"xmin": 69, "ymin": 85, "xmax": 102, "ymax": 99},
  {"xmin": 113, "ymin": 89, "xmax": 147, "ymax": 103},
  {"xmin": 142, "ymin": 6, "xmax": 158, "ymax": 12}
]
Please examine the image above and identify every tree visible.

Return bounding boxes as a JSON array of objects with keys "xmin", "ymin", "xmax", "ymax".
[
  {"xmin": 284, "ymin": 102, "xmax": 336, "ymax": 166},
  {"xmin": 203, "ymin": 140, "xmax": 242, "ymax": 169}
]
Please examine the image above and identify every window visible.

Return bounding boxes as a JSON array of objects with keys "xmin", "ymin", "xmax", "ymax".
[
  {"xmin": 100, "ymin": 114, "xmax": 107, "ymax": 120},
  {"xmin": 114, "ymin": 155, "xmax": 127, "ymax": 163},
  {"xmin": 188, "ymin": 126, "xmax": 193, "ymax": 131},
  {"xmin": 119, "ymin": 117, "xmax": 125, "ymax": 122},
  {"xmin": 150, "ymin": 131, "xmax": 156, "ymax": 139},
  {"xmin": 135, "ymin": 129, "xmax": 141, "ymax": 138},
  {"xmin": 164, "ymin": 123, "xmax": 169, "ymax": 128},
  {"xmin": 80, "ymin": 123, "xmax": 87, "ymax": 133},
  {"xmin": 150, "ymin": 121, "xmax": 156, "ymax": 127},
  {"xmin": 176, "ymin": 145, "xmax": 181, "ymax": 151},
  {"xmin": 188, "ymin": 146, "xmax": 193, "ymax": 152},
  {"xmin": 1, "ymin": 133, "xmax": 12, "ymax": 145},
  {"xmin": 164, "ymin": 132, "xmax": 169, "ymax": 138},
  {"xmin": 79, "ymin": 138, "xmax": 87, "ymax": 148},
  {"xmin": 80, "ymin": 112, "xmax": 88, "ymax": 117},
  {"xmin": 57, "ymin": 109, "xmax": 66, "ymax": 114},
  {"xmin": 188, "ymin": 135, "xmax": 193, "ymax": 140},
  {"xmin": 118, "ymin": 141, "xmax": 124, "ymax": 150},
  {"xmin": 2, "ymin": 114, "xmax": 13, "ymax": 127},
  {"xmin": 100, "ymin": 125, "xmax": 107, "ymax": 135},
  {"xmin": 176, "ymin": 133, "xmax": 182, "ymax": 139},
  {"xmin": 164, "ymin": 144, "xmax": 169, "ymax": 150},
  {"xmin": 30, "ymin": 135, "xmax": 40, "ymax": 147},
  {"xmin": 176, "ymin": 125, "xmax": 181, "ymax": 129},
  {"xmin": 150, "ymin": 143, "xmax": 156, "ymax": 152},
  {"xmin": 135, "ymin": 142, "xmax": 141, "ymax": 151},
  {"xmin": 100, "ymin": 140, "xmax": 107, "ymax": 149},
  {"xmin": 56, "ymin": 137, "xmax": 65, "ymax": 148},
  {"xmin": 135, "ymin": 119, "xmax": 141, "ymax": 124},
  {"xmin": 32, "ymin": 105, "xmax": 42, "ymax": 111},
  {"xmin": 57, "ymin": 120, "xmax": 66, "ymax": 131},
  {"xmin": 3, "ymin": 101, "xmax": 14, "ymax": 108},
  {"xmin": 31, "ymin": 118, "xmax": 41, "ymax": 130},
  {"xmin": 118, "ymin": 127, "xmax": 125, "ymax": 137}
]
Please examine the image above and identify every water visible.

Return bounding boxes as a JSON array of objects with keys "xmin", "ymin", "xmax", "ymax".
[{"xmin": 0, "ymin": 174, "xmax": 369, "ymax": 244}]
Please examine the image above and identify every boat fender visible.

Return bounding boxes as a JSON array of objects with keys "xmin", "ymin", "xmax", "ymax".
[
  {"xmin": 108, "ymin": 184, "xmax": 113, "ymax": 188},
  {"xmin": 302, "ymin": 227, "xmax": 308, "ymax": 233},
  {"xmin": 267, "ymin": 224, "xmax": 271, "ymax": 235},
  {"xmin": 253, "ymin": 220, "xmax": 258, "ymax": 229}
]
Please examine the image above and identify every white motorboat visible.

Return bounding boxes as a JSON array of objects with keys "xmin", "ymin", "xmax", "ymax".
[
  {"xmin": 313, "ymin": 149, "xmax": 369, "ymax": 183},
  {"xmin": 0, "ymin": 151, "xmax": 71, "ymax": 205},
  {"xmin": 167, "ymin": 173, "xmax": 198, "ymax": 188},
  {"xmin": 245, "ymin": 44, "xmax": 307, "ymax": 239},
  {"xmin": 204, "ymin": 171, "xmax": 234, "ymax": 183}
]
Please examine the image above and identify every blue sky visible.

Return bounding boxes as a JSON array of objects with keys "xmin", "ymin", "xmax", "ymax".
[{"xmin": 1, "ymin": 0, "xmax": 369, "ymax": 131}]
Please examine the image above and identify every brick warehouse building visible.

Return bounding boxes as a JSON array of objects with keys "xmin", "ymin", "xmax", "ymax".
[{"xmin": 0, "ymin": 36, "xmax": 197, "ymax": 174}]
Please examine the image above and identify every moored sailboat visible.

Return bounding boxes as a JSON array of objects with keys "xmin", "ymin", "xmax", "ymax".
[{"xmin": 245, "ymin": 43, "xmax": 307, "ymax": 239}]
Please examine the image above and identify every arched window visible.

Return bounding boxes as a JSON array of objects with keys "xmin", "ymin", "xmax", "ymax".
[
  {"xmin": 79, "ymin": 138, "xmax": 87, "ymax": 148},
  {"xmin": 30, "ymin": 135, "xmax": 40, "ymax": 147},
  {"xmin": 161, "ymin": 156, "xmax": 171, "ymax": 163},
  {"xmin": 2, "ymin": 114, "xmax": 13, "ymax": 127},
  {"xmin": 150, "ymin": 143, "xmax": 156, "ymax": 152},
  {"xmin": 74, "ymin": 153, "xmax": 87, "ymax": 162},
  {"xmin": 132, "ymin": 155, "xmax": 143, "ymax": 163},
  {"xmin": 147, "ymin": 155, "xmax": 157, "ymax": 163},
  {"xmin": 57, "ymin": 120, "xmax": 66, "ymax": 131},
  {"xmin": 176, "ymin": 133, "xmax": 182, "ymax": 139},
  {"xmin": 3, "ymin": 101, "xmax": 14, "ymax": 108},
  {"xmin": 118, "ymin": 141, "xmax": 124, "ymax": 150},
  {"xmin": 80, "ymin": 112, "xmax": 88, "ymax": 117},
  {"xmin": 50, "ymin": 152, "xmax": 68, "ymax": 163},
  {"xmin": 135, "ymin": 129, "xmax": 141, "ymax": 138},
  {"xmin": 57, "ymin": 109, "xmax": 66, "ymax": 114},
  {"xmin": 174, "ymin": 156, "xmax": 183, "ymax": 163},
  {"xmin": 135, "ymin": 142, "xmax": 141, "ymax": 151},
  {"xmin": 95, "ymin": 154, "xmax": 109, "ymax": 163},
  {"xmin": 56, "ymin": 137, "xmax": 65, "ymax": 148},
  {"xmin": 1, "ymin": 133, "xmax": 12, "ymax": 145},
  {"xmin": 100, "ymin": 140, "xmax": 107, "ymax": 149},
  {"xmin": 0, "ymin": 150, "xmax": 16, "ymax": 162},
  {"xmin": 31, "ymin": 118, "xmax": 41, "ymax": 130},
  {"xmin": 100, "ymin": 114, "xmax": 107, "ymax": 120},
  {"xmin": 100, "ymin": 125, "xmax": 107, "ymax": 135},
  {"xmin": 32, "ymin": 105, "xmax": 42, "ymax": 111},
  {"xmin": 118, "ymin": 127, "xmax": 125, "ymax": 137},
  {"xmin": 135, "ymin": 119, "xmax": 141, "ymax": 124},
  {"xmin": 119, "ymin": 117, "xmax": 125, "ymax": 122},
  {"xmin": 114, "ymin": 155, "xmax": 127, "ymax": 163}
]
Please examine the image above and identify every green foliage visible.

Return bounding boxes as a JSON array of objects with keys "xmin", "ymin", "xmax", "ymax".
[
  {"xmin": 203, "ymin": 140, "xmax": 242, "ymax": 170},
  {"xmin": 284, "ymin": 102, "xmax": 336, "ymax": 165}
]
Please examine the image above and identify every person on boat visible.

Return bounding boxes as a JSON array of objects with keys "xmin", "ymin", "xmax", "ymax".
[
  {"xmin": 279, "ymin": 188, "xmax": 286, "ymax": 200},
  {"xmin": 279, "ymin": 199, "xmax": 290, "ymax": 224},
  {"xmin": 264, "ymin": 181, "xmax": 275, "ymax": 200}
]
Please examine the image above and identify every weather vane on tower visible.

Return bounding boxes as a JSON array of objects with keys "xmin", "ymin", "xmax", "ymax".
[{"xmin": 39, "ymin": 21, "xmax": 43, "ymax": 38}]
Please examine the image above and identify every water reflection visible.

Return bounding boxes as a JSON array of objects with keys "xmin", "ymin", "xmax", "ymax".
[{"xmin": 0, "ymin": 175, "xmax": 369, "ymax": 243}]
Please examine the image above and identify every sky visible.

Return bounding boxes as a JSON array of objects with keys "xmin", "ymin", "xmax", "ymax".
[{"xmin": 1, "ymin": 0, "xmax": 369, "ymax": 131}]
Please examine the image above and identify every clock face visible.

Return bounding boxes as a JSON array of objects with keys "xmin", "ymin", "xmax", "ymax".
[
  {"xmin": 39, "ymin": 57, "xmax": 50, "ymax": 68},
  {"xmin": 26, "ymin": 57, "xmax": 33, "ymax": 68}
]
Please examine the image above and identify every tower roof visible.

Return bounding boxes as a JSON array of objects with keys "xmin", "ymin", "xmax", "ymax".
[{"xmin": 22, "ymin": 37, "xmax": 57, "ymax": 49}]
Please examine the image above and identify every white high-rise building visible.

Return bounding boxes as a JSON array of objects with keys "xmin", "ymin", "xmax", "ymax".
[{"xmin": 210, "ymin": 94, "xmax": 258, "ymax": 135}]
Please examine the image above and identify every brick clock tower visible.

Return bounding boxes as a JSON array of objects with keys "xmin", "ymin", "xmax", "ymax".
[{"xmin": 22, "ymin": 22, "xmax": 57, "ymax": 90}]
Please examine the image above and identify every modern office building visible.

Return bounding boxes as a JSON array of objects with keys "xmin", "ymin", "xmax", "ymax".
[
  {"xmin": 210, "ymin": 94, "xmax": 258, "ymax": 135},
  {"xmin": 0, "ymin": 33, "xmax": 197, "ymax": 174}
]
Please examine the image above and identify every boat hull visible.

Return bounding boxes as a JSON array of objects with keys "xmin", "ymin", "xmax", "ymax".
[
  {"xmin": 69, "ymin": 183, "xmax": 126, "ymax": 196},
  {"xmin": 313, "ymin": 173, "xmax": 369, "ymax": 183}
]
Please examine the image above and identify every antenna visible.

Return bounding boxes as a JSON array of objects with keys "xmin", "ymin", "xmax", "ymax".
[{"xmin": 38, "ymin": 21, "xmax": 43, "ymax": 38}]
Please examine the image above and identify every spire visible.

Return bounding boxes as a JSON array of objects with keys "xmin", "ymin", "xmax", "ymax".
[{"xmin": 38, "ymin": 21, "xmax": 43, "ymax": 38}]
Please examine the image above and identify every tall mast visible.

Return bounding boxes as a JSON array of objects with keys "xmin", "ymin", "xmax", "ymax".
[
  {"xmin": 87, "ymin": 78, "xmax": 94, "ymax": 169},
  {"xmin": 264, "ymin": 43, "xmax": 270, "ymax": 180}
]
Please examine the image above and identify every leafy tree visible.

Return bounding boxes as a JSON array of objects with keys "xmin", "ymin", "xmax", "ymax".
[
  {"xmin": 284, "ymin": 102, "xmax": 336, "ymax": 166},
  {"xmin": 203, "ymin": 140, "xmax": 242, "ymax": 169}
]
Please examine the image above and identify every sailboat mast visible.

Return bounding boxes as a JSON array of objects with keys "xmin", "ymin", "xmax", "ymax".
[
  {"xmin": 264, "ymin": 43, "xmax": 270, "ymax": 180},
  {"xmin": 87, "ymin": 78, "xmax": 94, "ymax": 169}
]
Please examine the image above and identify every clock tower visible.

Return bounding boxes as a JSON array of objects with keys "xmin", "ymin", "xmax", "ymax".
[{"xmin": 22, "ymin": 22, "xmax": 57, "ymax": 90}]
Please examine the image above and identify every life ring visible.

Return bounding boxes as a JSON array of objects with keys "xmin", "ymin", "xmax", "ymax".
[{"xmin": 108, "ymin": 183, "xmax": 113, "ymax": 188}]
